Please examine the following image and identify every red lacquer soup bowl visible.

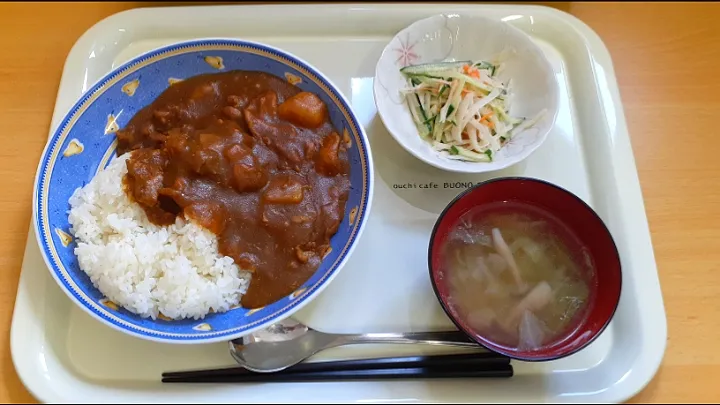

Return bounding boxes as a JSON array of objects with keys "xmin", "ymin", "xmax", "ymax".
[{"xmin": 428, "ymin": 177, "xmax": 622, "ymax": 362}]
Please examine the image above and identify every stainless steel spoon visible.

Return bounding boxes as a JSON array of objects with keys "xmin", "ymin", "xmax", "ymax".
[{"xmin": 228, "ymin": 318, "xmax": 481, "ymax": 373}]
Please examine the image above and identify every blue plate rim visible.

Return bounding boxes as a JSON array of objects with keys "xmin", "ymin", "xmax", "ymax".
[{"xmin": 32, "ymin": 38, "xmax": 375, "ymax": 344}]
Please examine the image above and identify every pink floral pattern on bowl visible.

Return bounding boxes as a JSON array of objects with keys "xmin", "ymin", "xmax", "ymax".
[
  {"xmin": 373, "ymin": 14, "xmax": 560, "ymax": 174},
  {"xmin": 375, "ymin": 15, "xmax": 456, "ymax": 105},
  {"xmin": 392, "ymin": 34, "xmax": 420, "ymax": 68},
  {"xmin": 503, "ymin": 127, "xmax": 541, "ymax": 157}
]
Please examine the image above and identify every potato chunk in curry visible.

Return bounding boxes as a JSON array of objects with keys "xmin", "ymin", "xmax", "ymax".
[{"xmin": 278, "ymin": 91, "xmax": 328, "ymax": 129}]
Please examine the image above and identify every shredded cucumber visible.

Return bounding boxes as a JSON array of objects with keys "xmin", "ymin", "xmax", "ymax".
[
  {"xmin": 451, "ymin": 145, "xmax": 492, "ymax": 162},
  {"xmin": 400, "ymin": 61, "xmax": 472, "ymax": 76},
  {"xmin": 399, "ymin": 51, "xmax": 542, "ymax": 163}
]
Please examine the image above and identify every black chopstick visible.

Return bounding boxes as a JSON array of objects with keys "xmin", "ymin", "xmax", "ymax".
[
  {"xmin": 162, "ymin": 366, "xmax": 513, "ymax": 383},
  {"xmin": 163, "ymin": 352, "xmax": 506, "ymax": 379},
  {"xmin": 162, "ymin": 352, "xmax": 513, "ymax": 383}
]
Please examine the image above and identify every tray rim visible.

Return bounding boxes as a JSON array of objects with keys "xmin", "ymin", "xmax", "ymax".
[{"xmin": 10, "ymin": 3, "xmax": 667, "ymax": 403}]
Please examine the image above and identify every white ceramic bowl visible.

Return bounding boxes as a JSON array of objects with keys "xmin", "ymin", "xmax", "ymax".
[{"xmin": 373, "ymin": 14, "xmax": 560, "ymax": 173}]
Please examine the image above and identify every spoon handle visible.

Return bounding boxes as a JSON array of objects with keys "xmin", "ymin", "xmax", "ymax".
[{"xmin": 335, "ymin": 330, "xmax": 480, "ymax": 347}]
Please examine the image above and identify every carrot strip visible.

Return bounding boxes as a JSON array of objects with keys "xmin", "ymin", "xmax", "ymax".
[{"xmin": 480, "ymin": 118, "xmax": 495, "ymax": 129}]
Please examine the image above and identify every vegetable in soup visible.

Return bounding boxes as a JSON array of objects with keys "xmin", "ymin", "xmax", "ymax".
[{"xmin": 441, "ymin": 202, "xmax": 594, "ymax": 352}]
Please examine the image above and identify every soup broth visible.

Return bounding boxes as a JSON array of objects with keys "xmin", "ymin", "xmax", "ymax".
[{"xmin": 441, "ymin": 201, "xmax": 595, "ymax": 352}]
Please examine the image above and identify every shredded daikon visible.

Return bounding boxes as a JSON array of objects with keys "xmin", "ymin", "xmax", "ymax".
[{"xmin": 399, "ymin": 53, "xmax": 545, "ymax": 162}]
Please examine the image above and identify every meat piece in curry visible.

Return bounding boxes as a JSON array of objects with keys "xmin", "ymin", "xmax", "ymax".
[{"xmin": 116, "ymin": 71, "xmax": 351, "ymax": 309}]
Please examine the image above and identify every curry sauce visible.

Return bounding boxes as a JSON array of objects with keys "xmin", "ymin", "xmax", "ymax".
[{"xmin": 116, "ymin": 71, "xmax": 350, "ymax": 309}]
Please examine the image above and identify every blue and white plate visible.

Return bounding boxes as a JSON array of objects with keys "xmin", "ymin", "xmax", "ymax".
[{"xmin": 32, "ymin": 39, "xmax": 374, "ymax": 344}]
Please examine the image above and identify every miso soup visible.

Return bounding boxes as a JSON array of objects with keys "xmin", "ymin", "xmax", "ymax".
[{"xmin": 441, "ymin": 201, "xmax": 595, "ymax": 352}]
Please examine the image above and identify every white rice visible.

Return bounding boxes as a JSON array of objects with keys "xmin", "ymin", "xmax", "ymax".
[{"xmin": 67, "ymin": 152, "xmax": 251, "ymax": 321}]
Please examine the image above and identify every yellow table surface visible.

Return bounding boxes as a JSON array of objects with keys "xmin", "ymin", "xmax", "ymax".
[{"xmin": 1, "ymin": 2, "xmax": 718, "ymax": 403}]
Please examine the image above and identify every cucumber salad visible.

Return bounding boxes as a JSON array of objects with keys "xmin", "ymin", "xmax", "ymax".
[{"xmin": 399, "ymin": 55, "xmax": 545, "ymax": 162}]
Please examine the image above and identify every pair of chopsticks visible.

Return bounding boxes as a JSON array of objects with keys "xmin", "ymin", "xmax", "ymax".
[{"xmin": 162, "ymin": 352, "xmax": 513, "ymax": 383}]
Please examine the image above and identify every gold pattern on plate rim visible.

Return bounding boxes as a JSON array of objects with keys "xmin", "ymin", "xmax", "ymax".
[
  {"xmin": 343, "ymin": 128, "xmax": 352, "ymax": 148},
  {"xmin": 284, "ymin": 72, "xmax": 302, "ymax": 85},
  {"xmin": 290, "ymin": 288, "xmax": 307, "ymax": 299},
  {"xmin": 193, "ymin": 323, "xmax": 212, "ymax": 332},
  {"xmin": 105, "ymin": 113, "xmax": 120, "ymax": 134},
  {"xmin": 245, "ymin": 307, "xmax": 264, "ymax": 316},
  {"xmin": 121, "ymin": 79, "xmax": 139, "ymax": 96},
  {"xmin": 63, "ymin": 139, "xmax": 84, "ymax": 157},
  {"xmin": 99, "ymin": 298, "xmax": 119, "ymax": 311},
  {"xmin": 204, "ymin": 56, "xmax": 225, "ymax": 70},
  {"xmin": 54, "ymin": 228, "xmax": 73, "ymax": 247},
  {"xmin": 157, "ymin": 313, "xmax": 173, "ymax": 321},
  {"xmin": 349, "ymin": 206, "xmax": 358, "ymax": 225}
]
